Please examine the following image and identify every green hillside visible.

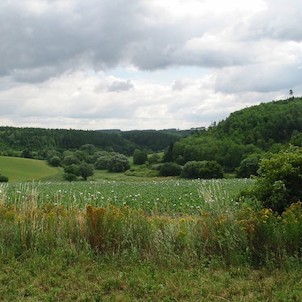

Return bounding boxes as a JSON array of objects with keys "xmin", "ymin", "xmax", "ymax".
[
  {"xmin": 165, "ymin": 97, "xmax": 302, "ymax": 173},
  {"xmin": 0, "ymin": 156, "xmax": 61, "ymax": 182}
]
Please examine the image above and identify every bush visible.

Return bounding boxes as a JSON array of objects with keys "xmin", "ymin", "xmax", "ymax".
[
  {"xmin": 133, "ymin": 149, "xmax": 148, "ymax": 165},
  {"xmin": 236, "ymin": 154, "xmax": 261, "ymax": 178},
  {"xmin": 64, "ymin": 164, "xmax": 79, "ymax": 176},
  {"xmin": 199, "ymin": 161, "xmax": 224, "ymax": 179},
  {"xmin": 78, "ymin": 163, "xmax": 94, "ymax": 181},
  {"xmin": 107, "ymin": 154, "xmax": 130, "ymax": 173},
  {"xmin": 148, "ymin": 153, "xmax": 161, "ymax": 165},
  {"xmin": 63, "ymin": 173, "xmax": 78, "ymax": 182},
  {"xmin": 181, "ymin": 161, "xmax": 223, "ymax": 179},
  {"xmin": 159, "ymin": 162, "xmax": 182, "ymax": 176},
  {"xmin": 95, "ymin": 156, "xmax": 111, "ymax": 170},
  {"xmin": 48, "ymin": 156, "xmax": 61, "ymax": 167},
  {"xmin": 0, "ymin": 174, "xmax": 8, "ymax": 182},
  {"xmin": 180, "ymin": 161, "xmax": 202, "ymax": 179},
  {"xmin": 62, "ymin": 155, "xmax": 80, "ymax": 166},
  {"xmin": 251, "ymin": 146, "xmax": 302, "ymax": 213},
  {"xmin": 124, "ymin": 166, "xmax": 159, "ymax": 177}
]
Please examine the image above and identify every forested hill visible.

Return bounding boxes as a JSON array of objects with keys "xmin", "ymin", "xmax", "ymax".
[
  {"xmin": 166, "ymin": 97, "xmax": 302, "ymax": 172},
  {"xmin": 0, "ymin": 127, "xmax": 191, "ymax": 158},
  {"xmin": 214, "ymin": 97, "xmax": 302, "ymax": 147}
]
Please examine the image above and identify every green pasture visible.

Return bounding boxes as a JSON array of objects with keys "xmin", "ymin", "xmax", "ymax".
[{"xmin": 0, "ymin": 156, "xmax": 61, "ymax": 182}]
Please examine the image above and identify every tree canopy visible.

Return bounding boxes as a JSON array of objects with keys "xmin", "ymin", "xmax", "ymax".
[{"xmin": 165, "ymin": 97, "xmax": 302, "ymax": 173}]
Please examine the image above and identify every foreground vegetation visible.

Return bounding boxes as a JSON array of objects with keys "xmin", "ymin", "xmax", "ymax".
[
  {"xmin": 1, "ymin": 253, "xmax": 302, "ymax": 301},
  {"xmin": 1, "ymin": 179, "xmax": 302, "ymax": 301}
]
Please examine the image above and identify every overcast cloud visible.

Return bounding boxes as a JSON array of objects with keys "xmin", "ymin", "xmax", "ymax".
[{"xmin": 0, "ymin": 0, "xmax": 301, "ymax": 130}]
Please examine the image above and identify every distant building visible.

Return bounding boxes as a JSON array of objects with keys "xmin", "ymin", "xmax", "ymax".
[{"xmin": 190, "ymin": 127, "xmax": 206, "ymax": 131}]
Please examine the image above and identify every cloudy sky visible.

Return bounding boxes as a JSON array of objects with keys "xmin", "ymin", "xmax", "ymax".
[{"xmin": 1, "ymin": 0, "xmax": 302, "ymax": 130}]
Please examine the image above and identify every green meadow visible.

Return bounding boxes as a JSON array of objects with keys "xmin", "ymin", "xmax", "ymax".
[
  {"xmin": 1, "ymin": 178, "xmax": 302, "ymax": 301},
  {"xmin": 0, "ymin": 156, "xmax": 61, "ymax": 182},
  {"xmin": 0, "ymin": 156, "xmax": 302, "ymax": 301}
]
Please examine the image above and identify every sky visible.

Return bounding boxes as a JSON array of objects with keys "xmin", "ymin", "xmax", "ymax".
[{"xmin": 1, "ymin": 0, "xmax": 302, "ymax": 131}]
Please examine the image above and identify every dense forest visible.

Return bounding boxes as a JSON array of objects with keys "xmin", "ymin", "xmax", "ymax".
[
  {"xmin": 164, "ymin": 97, "xmax": 302, "ymax": 175},
  {"xmin": 0, "ymin": 127, "xmax": 191, "ymax": 159}
]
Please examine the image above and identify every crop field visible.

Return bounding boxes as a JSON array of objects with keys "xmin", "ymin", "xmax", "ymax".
[
  {"xmin": 1, "ymin": 178, "xmax": 302, "ymax": 301},
  {"xmin": 2, "ymin": 178, "xmax": 252, "ymax": 212}
]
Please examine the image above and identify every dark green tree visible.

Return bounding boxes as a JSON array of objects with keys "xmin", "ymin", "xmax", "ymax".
[
  {"xmin": 180, "ymin": 161, "xmax": 203, "ymax": 179},
  {"xmin": 148, "ymin": 153, "xmax": 161, "ymax": 164},
  {"xmin": 78, "ymin": 163, "xmax": 94, "ymax": 180},
  {"xmin": 181, "ymin": 160, "xmax": 223, "ymax": 179},
  {"xmin": 64, "ymin": 164, "xmax": 79, "ymax": 175},
  {"xmin": 80, "ymin": 144, "xmax": 97, "ymax": 155},
  {"xmin": 236, "ymin": 154, "xmax": 261, "ymax": 178},
  {"xmin": 133, "ymin": 149, "xmax": 148, "ymax": 165},
  {"xmin": 159, "ymin": 162, "xmax": 182, "ymax": 176},
  {"xmin": 199, "ymin": 161, "xmax": 224, "ymax": 179},
  {"xmin": 63, "ymin": 173, "xmax": 78, "ymax": 182},
  {"xmin": 48, "ymin": 156, "xmax": 61, "ymax": 167},
  {"xmin": 62, "ymin": 154, "xmax": 80, "ymax": 166},
  {"xmin": 0, "ymin": 174, "xmax": 8, "ymax": 182},
  {"xmin": 107, "ymin": 154, "xmax": 130, "ymax": 173},
  {"xmin": 95, "ymin": 155, "xmax": 111, "ymax": 170}
]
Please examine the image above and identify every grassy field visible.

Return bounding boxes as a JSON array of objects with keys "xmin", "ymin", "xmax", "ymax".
[
  {"xmin": 0, "ymin": 156, "xmax": 61, "ymax": 182},
  {"xmin": 1, "ymin": 179, "xmax": 302, "ymax": 301}
]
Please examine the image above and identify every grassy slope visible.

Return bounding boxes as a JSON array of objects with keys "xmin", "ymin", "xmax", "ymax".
[{"xmin": 0, "ymin": 156, "xmax": 61, "ymax": 182}]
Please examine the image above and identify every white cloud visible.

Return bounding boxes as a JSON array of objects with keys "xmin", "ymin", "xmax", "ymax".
[{"xmin": 0, "ymin": 0, "xmax": 301, "ymax": 130}]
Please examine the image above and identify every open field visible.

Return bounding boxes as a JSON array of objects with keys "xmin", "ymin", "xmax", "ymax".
[
  {"xmin": 0, "ymin": 156, "xmax": 61, "ymax": 182},
  {"xmin": 1, "ymin": 179, "xmax": 302, "ymax": 301},
  {"xmin": 3, "ymin": 178, "xmax": 252, "ymax": 212}
]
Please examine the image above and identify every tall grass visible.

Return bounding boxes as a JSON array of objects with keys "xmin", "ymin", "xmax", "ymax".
[{"xmin": 0, "ymin": 180, "xmax": 301, "ymax": 268}]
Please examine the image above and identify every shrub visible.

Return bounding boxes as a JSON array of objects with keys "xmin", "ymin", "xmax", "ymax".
[
  {"xmin": 251, "ymin": 146, "xmax": 302, "ymax": 213},
  {"xmin": 133, "ymin": 149, "xmax": 148, "ymax": 165},
  {"xmin": 63, "ymin": 173, "xmax": 78, "ymax": 182},
  {"xmin": 78, "ymin": 163, "xmax": 94, "ymax": 181},
  {"xmin": 0, "ymin": 174, "xmax": 8, "ymax": 182},
  {"xmin": 159, "ymin": 162, "xmax": 182, "ymax": 176},
  {"xmin": 62, "ymin": 155, "xmax": 80, "ymax": 166},
  {"xmin": 48, "ymin": 156, "xmax": 61, "ymax": 167},
  {"xmin": 199, "ymin": 161, "xmax": 224, "ymax": 179},
  {"xmin": 148, "ymin": 153, "xmax": 161, "ymax": 164},
  {"xmin": 236, "ymin": 154, "xmax": 261, "ymax": 178},
  {"xmin": 107, "ymin": 154, "xmax": 130, "ymax": 173},
  {"xmin": 95, "ymin": 155, "xmax": 111, "ymax": 170},
  {"xmin": 64, "ymin": 164, "xmax": 79, "ymax": 176},
  {"xmin": 181, "ymin": 161, "xmax": 202, "ymax": 179},
  {"xmin": 124, "ymin": 166, "xmax": 159, "ymax": 177},
  {"xmin": 181, "ymin": 161, "xmax": 223, "ymax": 179}
]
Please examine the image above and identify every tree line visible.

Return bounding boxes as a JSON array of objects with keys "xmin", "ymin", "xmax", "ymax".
[
  {"xmin": 163, "ymin": 97, "xmax": 302, "ymax": 177},
  {"xmin": 0, "ymin": 127, "xmax": 190, "ymax": 160}
]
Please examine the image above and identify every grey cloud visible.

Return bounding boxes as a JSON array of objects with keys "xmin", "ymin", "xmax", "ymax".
[
  {"xmin": 215, "ymin": 64, "xmax": 302, "ymax": 93},
  {"xmin": 172, "ymin": 80, "xmax": 187, "ymax": 91},
  {"xmin": 11, "ymin": 66, "xmax": 63, "ymax": 83},
  {"xmin": 238, "ymin": 0, "xmax": 302, "ymax": 42},
  {"xmin": 0, "ymin": 0, "xmax": 245, "ymax": 83},
  {"xmin": 0, "ymin": 0, "xmax": 148, "ymax": 81},
  {"xmin": 107, "ymin": 80, "xmax": 134, "ymax": 92}
]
